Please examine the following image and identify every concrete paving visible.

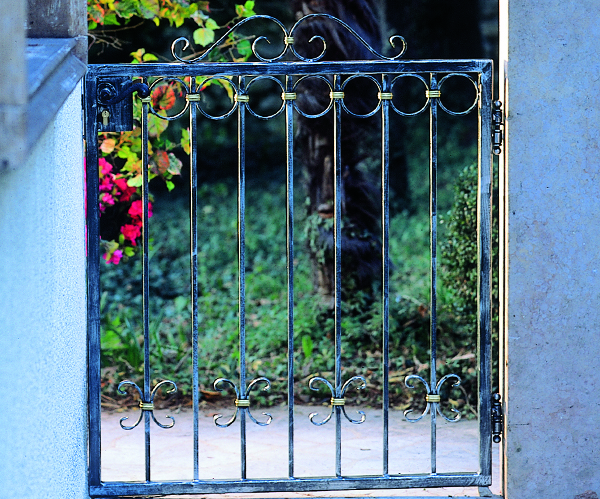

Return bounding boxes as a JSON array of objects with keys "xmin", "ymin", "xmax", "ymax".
[{"xmin": 101, "ymin": 405, "xmax": 501, "ymax": 497}]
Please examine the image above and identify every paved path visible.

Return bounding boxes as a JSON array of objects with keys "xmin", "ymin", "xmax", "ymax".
[{"xmin": 101, "ymin": 405, "xmax": 500, "ymax": 497}]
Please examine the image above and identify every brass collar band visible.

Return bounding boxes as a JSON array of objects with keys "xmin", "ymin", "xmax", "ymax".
[
  {"xmin": 282, "ymin": 92, "xmax": 297, "ymax": 100},
  {"xmin": 284, "ymin": 37, "xmax": 294, "ymax": 45},
  {"xmin": 140, "ymin": 96, "xmax": 152, "ymax": 103},
  {"xmin": 426, "ymin": 394, "xmax": 441, "ymax": 403},
  {"xmin": 330, "ymin": 91, "xmax": 345, "ymax": 100},
  {"xmin": 235, "ymin": 94, "xmax": 250, "ymax": 103},
  {"xmin": 139, "ymin": 402, "xmax": 155, "ymax": 411},
  {"xmin": 378, "ymin": 92, "xmax": 393, "ymax": 100},
  {"xmin": 426, "ymin": 90, "xmax": 441, "ymax": 99},
  {"xmin": 235, "ymin": 399, "xmax": 250, "ymax": 407},
  {"xmin": 331, "ymin": 398, "xmax": 346, "ymax": 406},
  {"xmin": 186, "ymin": 93, "xmax": 201, "ymax": 102}
]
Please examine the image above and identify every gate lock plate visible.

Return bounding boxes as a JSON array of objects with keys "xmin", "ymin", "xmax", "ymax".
[{"xmin": 97, "ymin": 77, "xmax": 135, "ymax": 132}]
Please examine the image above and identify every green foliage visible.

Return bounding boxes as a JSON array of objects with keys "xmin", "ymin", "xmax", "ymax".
[
  {"xmin": 440, "ymin": 162, "xmax": 499, "ymax": 389},
  {"xmin": 87, "ymin": 0, "xmax": 208, "ymax": 30},
  {"xmin": 90, "ymin": 1, "xmax": 260, "ymax": 264},
  {"xmin": 100, "ymin": 180, "xmax": 482, "ymax": 415}
]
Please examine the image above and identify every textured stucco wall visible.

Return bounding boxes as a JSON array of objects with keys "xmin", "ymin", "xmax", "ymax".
[
  {"xmin": 500, "ymin": 1, "xmax": 600, "ymax": 498},
  {"xmin": 0, "ymin": 82, "xmax": 88, "ymax": 499}
]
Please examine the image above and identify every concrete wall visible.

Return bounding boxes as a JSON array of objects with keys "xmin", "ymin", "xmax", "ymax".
[
  {"xmin": 500, "ymin": 1, "xmax": 600, "ymax": 498},
  {"xmin": 0, "ymin": 83, "xmax": 88, "ymax": 499}
]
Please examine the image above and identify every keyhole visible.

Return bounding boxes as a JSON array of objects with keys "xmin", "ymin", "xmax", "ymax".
[{"xmin": 101, "ymin": 110, "xmax": 110, "ymax": 126}]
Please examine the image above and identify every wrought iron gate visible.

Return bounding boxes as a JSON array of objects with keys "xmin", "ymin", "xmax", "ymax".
[{"xmin": 86, "ymin": 14, "xmax": 496, "ymax": 498}]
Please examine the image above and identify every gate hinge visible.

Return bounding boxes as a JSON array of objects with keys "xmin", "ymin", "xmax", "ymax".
[
  {"xmin": 492, "ymin": 100, "xmax": 504, "ymax": 155},
  {"xmin": 491, "ymin": 393, "xmax": 503, "ymax": 443}
]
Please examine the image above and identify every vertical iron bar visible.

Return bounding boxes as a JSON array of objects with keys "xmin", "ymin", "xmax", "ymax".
[
  {"xmin": 140, "ymin": 80, "xmax": 152, "ymax": 483},
  {"xmin": 478, "ymin": 67, "xmax": 494, "ymax": 478},
  {"xmin": 285, "ymin": 75, "xmax": 295, "ymax": 479},
  {"xmin": 381, "ymin": 74, "xmax": 391, "ymax": 476},
  {"xmin": 333, "ymin": 74, "xmax": 343, "ymax": 478},
  {"xmin": 429, "ymin": 73, "xmax": 439, "ymax": 475},
  {"xmin": 189, "ymin": 78, "xmax": 200, "ymax": 481},
  {"xmin": 86, "ymin": 73, "xmax": 102, "ymax": 487},
  {"xmin": 238, "ymin": 76, "xmax": 248, "ymax": 480}
]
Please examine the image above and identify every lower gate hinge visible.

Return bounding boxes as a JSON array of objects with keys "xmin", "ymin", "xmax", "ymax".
[
  {"xmin": 492, "ymin": 100, "xmax": 504, "ymax": 155},
  {"xmin": 491, "ymin": 393, "xmax": 503, "ymax": 443}
]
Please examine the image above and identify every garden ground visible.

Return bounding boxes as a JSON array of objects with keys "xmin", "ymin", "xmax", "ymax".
[{"xmin": 101, "ymin": 405, "xmax": 501, "ymax": 497}]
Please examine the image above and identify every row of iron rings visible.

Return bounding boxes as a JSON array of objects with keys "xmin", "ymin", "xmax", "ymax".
[{"xmin": 142, "ymin": 73, "xmax": 479, "ymax": 121}]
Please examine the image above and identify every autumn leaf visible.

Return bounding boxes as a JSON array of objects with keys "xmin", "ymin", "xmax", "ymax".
[
  {"xmin": 154, "ymin": 151, "xmax": 170, "ymax": 174},
  {"xmin": 193, "ymin": 27, "xmax": 215, "ymax": 47},
  {"xmin": 152, "ymin": 84, "xmax": 177, "ymax": 111},
  {"xmin": 167, "ymin": 153, "xmax": 183, "ymax": 175},
  {"xmin": 148, "ymin": 113, "xmax": 168, "ymax": 138},
  {"xmin": 139, "ymin": 0, "xmax": 159, "ymax": 18},
  {"xmin": 100, "ymin": 138, "xmax": 116, "ymax": 154},
  {"xmin": 181, "ymin": 128, "xmax": 191, "ymax": 155}
]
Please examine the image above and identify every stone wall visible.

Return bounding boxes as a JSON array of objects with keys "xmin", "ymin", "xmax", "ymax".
[
  {"xmin": 0, "ymin": 83, "xmax": 88, "ymax": 499},
  {"xmin": 500, "ymin": 0, "xmax": 600, "ymax": 498}
]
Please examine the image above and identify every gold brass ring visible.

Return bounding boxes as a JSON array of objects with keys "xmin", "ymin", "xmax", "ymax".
[
  {"xmin": 331, "ymin": 398, "xmax": 346, "ymax": 406},
  {"xmin": 426, "ymin": 90, "xmax": 441, "ymax": 99},
  {"xmin": 235, "ymin": 399, "xmax": 250, "ymax": 407},
  {"xmin": 282, "ymin": 92, "xmax": 297, "ymax": 100},
  {"xmin": 139, "ymin": 402, "xmax": 155, "ymax": 411},
  {"xmin": 378, "ymin": 92, "xmax": 393, "ymax": 100},
  {"xmin": 186, "ymin": 93, "xmax": 201, "ymax": 102},
  {"xmin": 235, "ymin": 94, "xmax": 250, "ymax": 103},
  {"xmin": 330, "ymin": 91, "xmax": 345, "ymax": 100},
  {"xmin": 426, "ymin": 394, "xmax": 441, "ymax": 403}
]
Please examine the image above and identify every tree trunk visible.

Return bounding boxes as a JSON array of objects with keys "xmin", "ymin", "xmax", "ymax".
[{"xmin": 291, "ymin": 0, "xmax": 388, "ymax": 306}]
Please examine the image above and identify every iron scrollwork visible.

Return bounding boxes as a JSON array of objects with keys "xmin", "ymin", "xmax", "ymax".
[
  {"xmin": 212, "ymin": 377, "xmax": 273, "ymax": 428},
  {"xmin": 117, "ymin": 380, "xmax": 178, "ymax": 430},
  {"xmin": 403, "ymin": 374, "xmax": 462, "ymax": 423},
  {"xmin": 171, "ymin": 13, "xmax": 406, "ymax": 64},
  {"xmin": 308, "ymin": 376, "xmax": 367, "ymax": 426}
]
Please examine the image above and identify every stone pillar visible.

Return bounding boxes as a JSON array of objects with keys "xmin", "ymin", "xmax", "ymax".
[
  {"xmin": 500, "ymin": 1, "xmax": 600, "ymax": 498},
  {"xmin": 0, "ymin": 83, "xmax": 88, "ymax": 499}
]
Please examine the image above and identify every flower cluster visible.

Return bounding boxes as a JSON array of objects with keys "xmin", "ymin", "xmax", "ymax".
[{"xmin": 99, "ymin": 157, "xmax": 152, "ymax": 265}]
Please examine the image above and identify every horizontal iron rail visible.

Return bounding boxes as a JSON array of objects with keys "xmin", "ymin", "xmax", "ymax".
[
  {"xmin": 88, "ymin": 60, "xmax": 492, "ymax": 78},
  {"xmin": 91, "ymin": 473, "xmax": 492, "ymax": 497}
]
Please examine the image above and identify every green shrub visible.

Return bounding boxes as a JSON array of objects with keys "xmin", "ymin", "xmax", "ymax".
[{"xmin": 440, "ymin": 162, "xmax": 499, "ymax": 390}]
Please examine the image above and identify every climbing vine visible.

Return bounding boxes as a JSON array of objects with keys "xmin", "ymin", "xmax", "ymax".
[{"xmin": 88, "ymin": 0, "xmax": 257, "ymax": 263}]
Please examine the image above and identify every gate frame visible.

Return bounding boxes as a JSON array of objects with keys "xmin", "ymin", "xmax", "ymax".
[{"xmin": 85, "ymin": 54, "xmax": 494, "ymax": 497}]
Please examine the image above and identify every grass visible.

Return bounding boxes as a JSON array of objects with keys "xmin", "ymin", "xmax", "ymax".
[{"xmin": 99, "ymin": 175, "xmax": 479, "ymax": 419}]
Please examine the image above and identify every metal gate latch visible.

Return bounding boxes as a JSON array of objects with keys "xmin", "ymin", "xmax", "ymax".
[
  {"xmin": 491, "ymin": 393, "xmax": 503, "ymax": 443},
  {"xmin": 97, "ymin": 78, "xmax": 150, "ymax": 132},
  {"xmin": 492, "ymin": 100, "xmax": 504, "ymax": 155}
]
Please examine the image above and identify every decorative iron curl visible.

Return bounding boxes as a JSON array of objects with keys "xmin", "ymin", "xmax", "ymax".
[
  {"xmin": 171, "ymin": 14, "xmax": 406, "ymax": 64},
  {"xmin": 308, "ymin": 375, "xmax": 367, "ymax": 426},
  {"xmin": 437, "ymin": 73, "xmax": 479, "ymax": 115},
  {"xmin": 146, "ymin": 77, "xmax": 191, "ymax": 121},
  {"xmin": 288, "ymin": 14, "xmax": 406, "ymax": 62},
  {"xmin": 339, "ymin": 74, "xmax": 383, "ymax": 118},
  {"xmin": 117, "ymin": 380, "xmax": 178, "ymax": 430},
  {"xmin": 171, "ymin": 15, "xmax": 288, "ymax": 63},
  {"xmin": 403, "ymin": 374, "xmax": 462, "ymax": 423},
  {"xmin": 212, "ymin": 377, "xmax": 273, "ymax": 428}
]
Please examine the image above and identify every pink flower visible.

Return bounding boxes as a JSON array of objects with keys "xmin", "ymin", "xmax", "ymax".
[
  {"xmin": 114, "ymin": 177, "xmax": 136, "ymax": 202},
  {"xmin": 121, "ymin": 224, "xmax": 141, "ymax": 245},
  {"xmin": 105, "ymin": 249, "xmax": 123, "ymax": 264},
  {"xmin": 100, "ymin": 192, "xmax": 115, "ymax": 207},
  {"xmin": 99, "ymin": 174, "xmax": 114, "ymax": 192},
  {"xmin": 128, "ymin": 199, "xmax": 153, "ymax": 220},
  {"xmin": 99, "ymin": 158, "xmax": 113, "ymax": 175}
]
